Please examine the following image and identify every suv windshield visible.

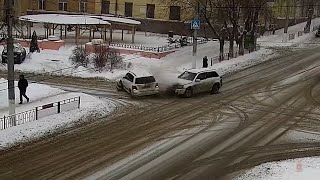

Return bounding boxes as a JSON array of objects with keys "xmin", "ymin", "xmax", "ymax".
[
  {"xmin": 178, "ymin": 71, "xmax": 197, "ymax": 81},
  {"xmin": 135, "ymin": 76, "xmax": 156, "ymax": 84}
]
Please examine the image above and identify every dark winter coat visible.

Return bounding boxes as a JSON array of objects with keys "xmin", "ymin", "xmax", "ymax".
[
  {"xmin": 18, "ymin": 79, "xmax": 28, "ymax": 91},
  {"xmin": 203, "ymin": 57, "xmax": 208, "ymax": 68}
]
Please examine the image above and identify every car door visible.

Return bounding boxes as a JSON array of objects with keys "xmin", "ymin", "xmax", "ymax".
[
  {"xmin": 206, "ymin": 71, "xmax": 220, "ymax": 90},
  {"xmin": 122, "ymin": 73, "xmax": 133, "ymax": 92},
  {"xmin": 194, "ymin": 73, "xmax": 207, "ymax": 94}
]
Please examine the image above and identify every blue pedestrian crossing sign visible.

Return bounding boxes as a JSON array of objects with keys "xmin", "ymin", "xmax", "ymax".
[{"xmin": 191, "ymin": 20, "xmax": 200, "ymax": 30}]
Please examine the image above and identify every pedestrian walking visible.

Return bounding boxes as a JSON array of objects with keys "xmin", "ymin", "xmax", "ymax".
[
  {"xmin": 18, "ymin": 75, "xmax": 29, "ymax": 104},
  {"xmin": 203, "ymin": 56, "xmax": 208, "ymax": 68}
]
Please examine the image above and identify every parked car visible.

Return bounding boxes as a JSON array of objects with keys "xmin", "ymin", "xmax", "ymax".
[
  {"xmin": 175, "ymin": 68, "xmax": 222, "ymax": 98},
  {"xmin": 116, "ymin": 70, "xmax": 160, "ymax": 97},
  {"xmin": 2, "ymin": 43, "xmax": 27, "ymax": 64},
  {"xmin": 316, "ymin": 29, "xmax": 320, "ymax": 37}
]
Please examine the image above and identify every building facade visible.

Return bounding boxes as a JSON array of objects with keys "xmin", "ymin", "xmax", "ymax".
[
  {"xmin": 1, "ymin": 0, "xmax": 191, "ymax": 21},
  {"xmin": 269, "ymin": 0, "xmax": 320, "ymax": 18}
]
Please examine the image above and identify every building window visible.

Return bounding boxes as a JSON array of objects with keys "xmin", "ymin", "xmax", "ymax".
[
  {"xmin": 146, "ymin": 4, "xmax": 155, "ymax": 18},
  {"xmin": 80, "ymin": 0, "xmax": 88, "ymax": 13},
  {"xmin": 59, "ymin": 0, "xmax": 68, "ymax": 11},
  {"xmin": 125, "ymin": 2, "xmax": 133, "ymax": 17},
  {"xmin": 101, "ymin": 0, "xmax": 110, "ymax": 14},
  {"xmin": 169, "ymin": 6, "xmax": 181, "ymax": 20},
  {"xmin": 38, "ymin": 0, "xmax": 46, "ymax": 10}
]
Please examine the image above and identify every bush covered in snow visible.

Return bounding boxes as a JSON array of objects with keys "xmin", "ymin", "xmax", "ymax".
[
  {"xmin": 69, "ymin": 46, "xmax": 89, "ymax": 68},
  {"xmin": 91, "ymin": 45, "xmax": 124, "ymax": 72}
]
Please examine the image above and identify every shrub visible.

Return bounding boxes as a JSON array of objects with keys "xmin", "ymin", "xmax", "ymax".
[
  {"xmin": 92, "ymin": 45, "xmax": 124, "ymax": 71},
  {"xmin": 69, "ymin": 46, "xmax": 89, "ymax": 68}
]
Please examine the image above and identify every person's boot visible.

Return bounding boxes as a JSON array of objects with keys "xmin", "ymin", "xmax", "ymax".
[
  {"xmin": 19, "ymin": 102, "xmax": 22, "ymax": 104},
  {"xmin": 27, "ymin": 98, "xmax": 30, "ymax": 103}
]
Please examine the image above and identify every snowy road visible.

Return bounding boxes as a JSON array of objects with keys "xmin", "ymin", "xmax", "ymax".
[{"xmin": 1, "ymin": 47, "xmax": 320, "ymax": 179}]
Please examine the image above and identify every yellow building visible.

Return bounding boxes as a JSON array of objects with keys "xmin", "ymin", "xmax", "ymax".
[
  {"xmin": 104, "ymin": 0, "xmax": 191, "ymax": 21},
  {"xmin": 3, "ymin": 0, "xmax": 190, "ymax": 21}
]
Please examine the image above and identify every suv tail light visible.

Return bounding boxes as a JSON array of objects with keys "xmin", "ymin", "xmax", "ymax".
[
  {"xmin": 155, "ymin": 83, "xmax": 159, "ymax": 88},
  {"xmin": 132, "ymin": 86, "xmax": 138, "ymax": 90}
]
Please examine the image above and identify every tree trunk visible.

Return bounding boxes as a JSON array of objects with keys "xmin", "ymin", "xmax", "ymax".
[
  {"xmin": 239, "ymin": 32, "xmax": 245, "ymax": 55},
  {"xmin": 229, "ymin": 35, "xmax": 234, "ymax": 58},
  {"xmin": 252, "ymin": 10, "xmax": 259, "ymax": 51},
  {"xmin": 219, "ymin": 38, "xmax": 225, "ymax": 61},
  {"xmin": 304, "ymin": 6, "xmax": 314, "ymax": 33}
]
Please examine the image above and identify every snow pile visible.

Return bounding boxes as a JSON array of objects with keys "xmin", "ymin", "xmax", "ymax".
[
  {"xmin": 0, "ymin": 79, "xmax": 116, "ymax": 149},
  {"xmin": 258, "ymin": 17, "xmax": 320, "ymax": 47},
  {"xmin": 0, "ymin": 45, "xmax": 130, "ymax": 80},
  {"xmin": 235, "ymin": 157, "xmax": 320, "ymax": 180}
]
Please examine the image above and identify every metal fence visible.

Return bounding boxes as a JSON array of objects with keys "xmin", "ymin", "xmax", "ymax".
[
  {"xmin": 109, "ymin": 37, "xmax": 208, "ymax": 53},
  {"xmin": 209, "ymin": 44, "xmax": 261, "ymax": 64},
  {"xmin": 0, "ymin": 33, "xmax": 46, "ymax": 40},
  {"xmin": 0, "ymin": 96, "xmax": 80, "ymax": 130}
]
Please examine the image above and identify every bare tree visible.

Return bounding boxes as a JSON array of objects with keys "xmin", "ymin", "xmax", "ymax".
[
  {"xmin": 163, "ymin": 0, "xmax": 228, "ymax": 60},
  {"xmin": 92, "ymin": 45, "xmax": 109, "ymax": 72},
  {"xmin": 165, "ymin": 0, "xmax": 268, "ymax": 59},
  {"xmin": 303, "ymin": 0, "xmax": 319, "ymax": 33},
  {"xmin": 92, "ymin": 45, "xmax": 124, "ymax": 72},
  {"xmin": 241, "ymin": 0, "xmax": 268, "ymax": 51}
]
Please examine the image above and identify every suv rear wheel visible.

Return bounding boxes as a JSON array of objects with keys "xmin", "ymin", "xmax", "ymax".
[{"xmin": 116, "ymin": 81, "xmax": 123, "ymax": 91}]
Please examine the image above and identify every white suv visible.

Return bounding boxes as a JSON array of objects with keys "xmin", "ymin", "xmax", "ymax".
[
  {"xmin": 116, "ymin": 71, "xmax": 160, "ymax": 97},
  {"xmin": 175, "ymin": 69, "xmax": 222, "ymax": 97}
]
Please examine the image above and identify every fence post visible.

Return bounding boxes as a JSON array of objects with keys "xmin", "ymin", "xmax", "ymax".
[
  {"xmin": 58, "ymin": 102, "xmax": 61, "ymax": 113},
  {"xmin": 78, "ymin": 96, "xmax": 81, "ymax": 108},
  {"xmin": 3, "ymin": 116, "xmax": 5, "ymax": 129},
  {"xmin": 35, "ymin": 107, "xmax": 38, "ymax": 120}
]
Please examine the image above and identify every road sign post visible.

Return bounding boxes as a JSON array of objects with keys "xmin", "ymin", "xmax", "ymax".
[{"xmin": 191, "ymin": 19, "xmax": 200, "ymax": 69}]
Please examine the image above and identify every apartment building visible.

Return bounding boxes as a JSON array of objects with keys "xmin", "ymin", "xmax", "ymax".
[
  {"xmin": 103, "ymin": 0, "xmax": 191, "ymax": 21},
  {"xmin": 0, "ymin": 0, "xmax": 190, "ymax": 21},
  {"xmin": 269, "ymin": 0, "xmax": 320, "ymax": 18}
]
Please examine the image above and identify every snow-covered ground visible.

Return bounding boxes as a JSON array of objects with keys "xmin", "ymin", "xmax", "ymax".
[
  {"xmin": 1, "ymin": 17, "xmax": 319, "ymax": 86},
  {"xmin": 258, "ymin": 17, "xmax": 320, "ymax": 47},
  {"xmin": 0, "ymin": 78, "xmax": 116, "ymax": 149},
  {"xmin": 234, "ymin": 157, "xmax": 320, "ymax": 180},
  {"xmin": 0, "ymin": 15, "xmax": 319, "ymax": 180}
]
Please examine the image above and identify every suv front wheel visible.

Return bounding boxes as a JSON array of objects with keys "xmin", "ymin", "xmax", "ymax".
[
  {"xmin": 211, "ymin": 83, "xmax": 220, "ymax": 94},
  {"xmin": 184, "ymin": 87, "xmax": 193, "ymax": 98}
]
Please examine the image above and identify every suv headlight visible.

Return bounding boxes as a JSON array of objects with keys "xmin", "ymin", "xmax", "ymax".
[{"xmin": 177, "ymin": 84, "xmax": 185, "ymax": 89}]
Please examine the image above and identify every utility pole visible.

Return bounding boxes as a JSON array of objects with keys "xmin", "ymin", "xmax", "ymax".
[
  {"xmin": 192, "ymin": 2, "xmax": 199, "ymax": 69},
  {"xmin": 284, "ymin": 0, "xmax": 289, "ymax": 34},
  {"xmin": 5, "ymin": 0, "xmax": 16, "ymax": 123}
]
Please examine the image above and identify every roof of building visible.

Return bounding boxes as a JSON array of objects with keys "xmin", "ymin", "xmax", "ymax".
[
  {"xmin": 19, "ymin": 14, "xmax": 111, "ymax": 25},
  {"xmin": 91, "ymin": 15, "xmax": 141, "ymax": 25},
  {"xmin": 19, "ymin": 14, "xmax": 141, "ymax": 26}
]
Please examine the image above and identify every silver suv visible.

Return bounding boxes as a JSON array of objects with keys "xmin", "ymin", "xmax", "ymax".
[
  {"xmin": 175, "ymin": 69, "xmax": 222, "ymax": 97},
  {"xmin": 116, "ymin": 70, "xmax": 159, "ymax": 97}
]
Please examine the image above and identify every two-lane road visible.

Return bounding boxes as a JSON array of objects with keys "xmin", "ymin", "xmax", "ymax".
[{"xmin": 1, "ymin": 47, "xmax": 320, "ymax": 180}]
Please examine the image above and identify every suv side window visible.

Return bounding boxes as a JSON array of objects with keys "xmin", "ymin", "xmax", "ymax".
[
  {"xmin": 206, "ymin": 71, "xmax": 219, "ymax": 78},
  {"xmin": 124, "ymin": 73, "xmax": 134, "ymax": 82},
  {"xmin": 196, "ymin": 73, "xmax": 207, "ymax": 80},
  {"xmin": 124, "ymin": 73, "xmax": 131, "ymax": 80},
  {"xmin": 128, "ymin": 73, "xmax": 134, "ymax": 82}
]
